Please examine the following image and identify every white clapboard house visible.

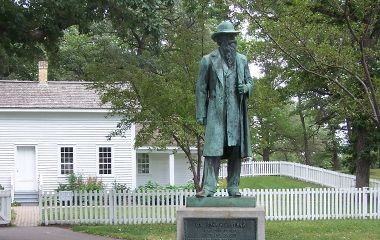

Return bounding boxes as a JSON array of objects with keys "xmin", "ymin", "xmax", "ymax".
[{"xmin": 0, "ymin": 62, "xmax": 193, "ymax": 204}]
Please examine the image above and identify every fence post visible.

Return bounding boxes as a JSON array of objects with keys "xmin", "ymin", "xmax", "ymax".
[
  {"xmin": 9, "ymin": 173, "xmax": 14, "ymax": 202},
  {"xmin": 306, "ymin": 188, "xmax": 311, "ymax": 220},
  {"xmin": 113, "ymin": 189, "xmax": 118, "ymax": 224},
  {"xmin": 39, "ymin": 190, "xmax": 42, "ymax": 225},
  {"xmin": 363, "ymin": 187, "xmax": 368, "ymax": 219},
  {"xmin": 252, "ymin": 161, "xmax": 255, "ymax": 176},
  {"xmin": 7, "ymin": 191, "xmax": 11, "ymax": 224}
]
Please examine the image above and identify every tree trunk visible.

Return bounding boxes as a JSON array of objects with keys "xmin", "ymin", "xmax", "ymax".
[
  {"xmin": 297, "ymin": 96, "xmax": 311, "ymax": 165},
  {"xmin": 378, "ymin": 143, "xmax": 380, "ymax": 169},
  {"xmin": 173, "ymin": 134, "xmax": 203, "ymax": 192},
  {"xmin": 331, "ymin": 140, "xmax": 340, "ymax": 171},
  {"xmin": 263, "ymin": 147, "xmax": 270, "ymax": 161},
  {"xmin": 330, "ymin": 128, "xmax": 340, "ymax": 171},
  {"xmin": 283, "ymin": 151, "xmax": 289, "ymax": 162},
  {"xmin": 353, "ymin": 124, "xmax": 371, "ymax": 188}
]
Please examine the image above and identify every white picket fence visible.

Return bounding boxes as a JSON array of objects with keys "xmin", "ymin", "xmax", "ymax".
[
  {"xmin": 40, "ymin": 187, "xmax": 380, "ymax": 225},
  {"xmin": 219, "ymin": 161, "xmax": 380, "ymax": 188},
  {"xmin": 0, "ymin": 190, "xmax": 12, "ymax": 225}
]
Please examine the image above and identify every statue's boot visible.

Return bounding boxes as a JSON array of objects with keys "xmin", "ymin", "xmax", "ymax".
[
  {"xmin": 228, "ymin": 190, "xmax": 242, "ymax": 197},
  {"xmin": 195, "ymin": 189, "xmax": 214, "ymax": 198}
]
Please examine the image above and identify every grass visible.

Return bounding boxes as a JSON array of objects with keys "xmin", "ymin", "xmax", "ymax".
[
  {"xmin": 73, "ymin": 224, "xmax": 176, "ymax": 240},
  {"xmin": 72, "ymin": 219, "xmax": 380, "ymax": 240},
  {"xmin": 218, "ymin": 176, "xmax": 324, "ymax": 189},
  {"xmin": 267, "ymin": 219, "xmax": 380, "ymax": 240},
  {"xmin": 370, "ymin": 168, "xmax": 380, "ymax": 179}
]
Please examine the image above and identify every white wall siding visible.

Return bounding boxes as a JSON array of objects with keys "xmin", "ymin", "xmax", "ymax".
[
  {"xmin": 174, "ymin": 153, "xmax": 193, "ymax": 185},
  {"xmin": 0, "ymin": 144, "xmax": 14, "ymax": 189},
  {"xmin": 135, "ymin": 152, "xmax": 194, "ymax": 187},
  {"xmin": 136, "ymin": 153, "xmax": 170, "ymax": 187},
  {"xmin": 0, "ymin": 112, "xmax": 133, "ymax": 191}
]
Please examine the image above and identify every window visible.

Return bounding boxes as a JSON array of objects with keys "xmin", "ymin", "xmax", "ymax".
[
  {"xmin": 60, "ymin": 147, "xmax": 74, "ymax": 174},
  {"xmin": 137, "ymin": 153, "xmax": 149, "ymax": 174},
  {"xmin": 99, "ymin": 147, "xmax": 112, "ymax": 174}
]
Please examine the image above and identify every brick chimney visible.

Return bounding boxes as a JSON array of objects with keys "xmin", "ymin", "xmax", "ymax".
[{"xmin": 38, "ymin": 61, "xmax": 48, "ymax": 84}]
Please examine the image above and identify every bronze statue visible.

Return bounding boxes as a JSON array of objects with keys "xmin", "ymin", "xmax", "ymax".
[{"xmin": 196, "ymin": 21, "xmax": 253, "ymax": 197}]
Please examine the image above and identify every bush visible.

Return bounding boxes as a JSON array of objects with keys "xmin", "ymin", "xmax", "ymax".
[
  {"xmin": 136, "ymin": 181, "xmax": 195, "ymax": 192},
  {"xmin": 112, "ymin": 181, "xmax": 130, "ymax": 192},
  {"xmin": 135, "ymin": 181, "xmax": 194, "ymax": 205},
  {"xmin": 56, "ymin": 173, "xmax": 104, "ymax": 192},
  {"xmin": 85, "ymin": 176, "xmax": 104, "ymax": 191},
  {"xmin": 0, "ymin": 184, "xmax": 4, "ymax": 190}
]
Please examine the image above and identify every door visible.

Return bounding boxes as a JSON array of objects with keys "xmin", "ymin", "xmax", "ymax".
[{"xmin": 15, "ymin": 146, "xmax": 37, "ymax": 191}]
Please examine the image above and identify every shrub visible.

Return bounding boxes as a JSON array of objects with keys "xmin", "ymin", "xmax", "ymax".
[
  {"xmin": 85, "ymin": 176, "xmax": 104, "ymax": 191},
  {"xmin": 134, "ymin": 181, "xmax": 194, "ymax": 206},
  {"xmin": 136, "ymin": 180, "xmax": 195, "ymax": 192},
  {"xmin": 0, "ymin": 184, "xmax": 4, "ymax": 190},
  {"xmin": 56, "ymin": 173, "xmax": 104, "ymax": 192},
  {"xmin": 11, "ymin": 200, "xmax": 20, "ymax": 207},
  {"xmin": 112, "ymin": 181, "xmax": 130, "ymax": 192}
]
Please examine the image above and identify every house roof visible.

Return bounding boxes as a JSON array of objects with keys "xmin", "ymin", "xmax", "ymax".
[{"xmin": 0, "ymin": 80, "xmax": 109, "ymax": 110}]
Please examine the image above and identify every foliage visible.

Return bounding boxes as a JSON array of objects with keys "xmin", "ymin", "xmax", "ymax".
[
  {"xmin": 370, "ymin": 169, "xmax": 380, "ymax": 179},
  {"xmin": 112, "ymin": 181, "xmax": 130, "ymax": 192},
  {"xmin": 0, "ymin": 0, "xmax": 176, "ymax": 80},
  {"xmin": 0, "ymin": 184, "xmax": 3, "ymax": 190},
  {"xmin": 0, "ymin": 0, "xmax": 229, "ymax": 191},
  {"xmin": 11, "ymin": 209, "xmax": 16, "ymax": 225},
  {"xmin": 72, "ymin": 219, "xmax": 380, "ymax": 240},
  {"xmin": 231, "ymin": 0, "xmax": 380, "ymax": 186},
  {"xmin": 0, "ymin": 0, "xmax": 107, "ymax": 80},
  {"xmin": 88, "ymin": 1, "xmax": 229, "ymax": 191},
  {"xmin": 250, "ymin": 73, "xmax": 340, "ymax": 167},
  {"xmin": 5, "ymin": 0, "xmax": 378, "ymax": 187},
  {"xmin": 56, "ymin": 173, "xmax": 104, "ymax": 192},
  {"xmin": 11, "ymin": 201, "xmax": 20, "ymax": 207},
  {"xmin": 136, "ymin": 181, "xmax": 195, "ymax": 192}
]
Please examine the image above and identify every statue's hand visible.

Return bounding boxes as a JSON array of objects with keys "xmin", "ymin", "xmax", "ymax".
[
  {"xmin": 238, "ymin": 84, "xmax": 248, "ymax": 94},
  {"xmin": 197, "ymin": 117, "xmax": 207, "ymax": 125}
]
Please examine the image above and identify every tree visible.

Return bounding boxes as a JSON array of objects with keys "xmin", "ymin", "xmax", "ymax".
[
  {"xmin": 233, "ymin": 0, "xmax": 379, "ymax": 187},
  {"xmin": 48, "ymin": 21, "xmax": 122, "ymax": 81},
  {"xmin": 87, "ymin": 1, "xmax": 228, "ymax": 191},
  {"xmin": 0, "ymin": 0, "xmax": 177, "ymax": 79},
  {"xmin": 2, "ymin": 0, "xmax": 231, "ymax": 190},
  {"xmin": 0, "ymin": 0, "xmax": 108, "ymax": 79},
  {"xmin": 244, "ymin": 12, "xmax": 339, "ymax": 166}
]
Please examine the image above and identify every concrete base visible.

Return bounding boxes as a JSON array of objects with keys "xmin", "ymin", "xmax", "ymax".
[
  {"xmin": 186, "ymin": 196, "xmax": 256, "ymax": 207},
  {"xmin": 177, "ymin": 206, "xmax": 265, "ymax": 240}
]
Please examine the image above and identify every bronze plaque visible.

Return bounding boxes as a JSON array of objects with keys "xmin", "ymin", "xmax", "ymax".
[{"xmin": 184, "ymin": 218, "xmax": 257, "ymax": 240}]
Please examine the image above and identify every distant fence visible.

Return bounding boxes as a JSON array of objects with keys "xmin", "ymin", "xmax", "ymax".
[
  {"xmin": 40, "ymin": 187, "xmax": 380, "ymax": 225},
  {"xmin": 219, "ymin": 161, "xmax": 380, "ymax": 188},
  {"xmin": 0, "ymin": 190, "xmax": 12, "ymax": 225}
]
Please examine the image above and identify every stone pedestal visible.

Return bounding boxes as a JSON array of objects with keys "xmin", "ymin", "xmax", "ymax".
[{"xmin": 176, "ymin": 197, "xmax": 265, "ymax": 240}]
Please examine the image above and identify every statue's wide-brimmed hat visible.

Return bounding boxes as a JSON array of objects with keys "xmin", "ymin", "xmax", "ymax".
[{"xmin": 211, "ymin": 21, "xmax": 240, "ymax": 41}]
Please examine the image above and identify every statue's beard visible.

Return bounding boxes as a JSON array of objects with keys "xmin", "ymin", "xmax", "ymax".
[{"xmin": 220, "ymin": 42, "xmax": 236, "ymax": 68}]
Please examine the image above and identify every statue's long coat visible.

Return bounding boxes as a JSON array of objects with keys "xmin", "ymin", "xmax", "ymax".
[{"xmin": 196, "ymin": 49, "xmax": 253, "ymax": 157}]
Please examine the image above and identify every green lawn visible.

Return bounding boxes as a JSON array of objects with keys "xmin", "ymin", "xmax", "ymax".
[
  {"xmin": 72, "ymin": 219, "xmax": 380, "ymax": 240},
  {"xmin": 219, "ymin": 176, "xmax": 324, "ymax": 189},
  {"xmin": 370, "ymin": 168, "xmax": 380, "ymax": 179}
]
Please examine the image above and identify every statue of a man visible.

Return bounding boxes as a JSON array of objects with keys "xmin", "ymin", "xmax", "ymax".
[{"xmin": 196, "ymin": 21, "xmax": 253, "ymax": 197}]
